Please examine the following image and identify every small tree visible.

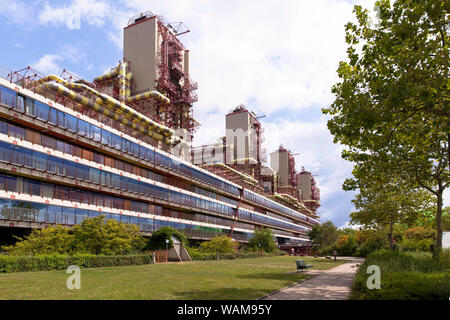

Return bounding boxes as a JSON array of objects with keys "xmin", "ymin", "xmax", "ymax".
[
  {"xmin": 248, "ymin": 228, "xmax": 277, "ymax": 253},
  {"xmin": 198, "ymin": 235, "xmax": 238, "ymax": 254},
  {"xmin": 308, "ymin": 221, "xmax": 339, "ymax": 249},
  {"xmin": 2, "ymin": 215, "xmax": 145, "ymax": 255},
  {"xmin": 2, "ymin": 225, "xmax": 73, "ymax": 255},
  {"xmin": 72, "ymin": 215, "xmax": 144, "ymax": 255},
  {"xmin": 146, "ymin": 227, "xmax": 188, "ymax": 251}
]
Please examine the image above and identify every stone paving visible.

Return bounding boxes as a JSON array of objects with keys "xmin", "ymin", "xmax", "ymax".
[{"xmin": 262, "ymin": 257, "xmax": 364, "ymax": 300}]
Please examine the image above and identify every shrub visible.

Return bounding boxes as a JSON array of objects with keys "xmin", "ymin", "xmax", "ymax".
[
  {"xmin": 247, "ymin": 228, "xmax": 278, "ymax": 253},
  {"xmin": 2, "ymin": 226, "xmax": 73, "ymax": 255},
  {"xmin": 198, "ymin": 236, "xmax": 238, "ymax": 254},
  {"xmin": 185, "ymin": 247, "xmax": 285, "ymax": 261},
  {"xmin": 0, "ymin": 254, "xmax": 153, "ymax": 273},
  {"xmin": 146, "ymin": 227, "xmax": 188, "ymax": 251},
  {"xmin": 2, "ymin": 215, "xmax": 145, "ymax": 256},
  {"xmin": 351, "ymin": 250, "xmax": 450, "ymax": 300},
  {"xmin": 402, "ymin": 226, "xmax": 435, "ymax": 241},
  {"xmin": 337, "ymin": 234, "xmax": 358, "ymax": 256},
  {"xmin": 399, "ymin": 238, "xmax": 434, "ymax": 252}
]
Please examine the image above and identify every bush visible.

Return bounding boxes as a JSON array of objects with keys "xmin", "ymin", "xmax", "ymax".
[
  {"xmin": 186, "ymin": 247, "xmax": 285, "ymax": 261},
  {"xmin": 351, "ymin": 250, "xmax": 450, "ymax": 300},
  {"xmin": 2, "ymin": 215, "xmax": 145, "ymax": 256},
  {"xmin": 337, "ymin": 234, "xmax": 358, "ymax": 256},
  {"xmin": 247, "ymin": 228, "xmax": 278, "ymax": 253},
  {"xmin": 198, "ymin": 236, "xmax": 238, "ymax": 254},
  {"xmin": 146, "ymin": 227, "xmax": 188, "ymax": 251},
  {"xmin": 0, "ymin": 253, "xmax": 153, "ymax": 273},
  {"xmin": 399, "ymin": 238, "xmax": 434, "ymax": 252}
]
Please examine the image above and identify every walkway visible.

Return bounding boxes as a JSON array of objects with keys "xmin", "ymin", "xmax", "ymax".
[{"xmin": 262, "ymin": 257, "xmax": 364, "ymax": 300}]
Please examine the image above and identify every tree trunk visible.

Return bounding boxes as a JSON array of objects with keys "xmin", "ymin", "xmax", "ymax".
[
  {"xmin": 388, "ymin": 211, "xmax": 394, "ymax": 251},
  {"xmin": 435, "ymin": 188, "xmax": 443, "ymax": 258}
]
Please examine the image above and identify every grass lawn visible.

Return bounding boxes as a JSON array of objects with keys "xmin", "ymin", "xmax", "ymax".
[{"xmin": 0, "ymin": 255, "xmax": 344, "ymax": 300}]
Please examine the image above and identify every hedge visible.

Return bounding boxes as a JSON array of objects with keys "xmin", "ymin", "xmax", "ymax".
[
  {"xmin": 0, "ymin": 253, "xmax": 153, "ymax": 273},
  {"xmin": 189, "ymin": 251, "xmax": 286, "ymax": 261}
]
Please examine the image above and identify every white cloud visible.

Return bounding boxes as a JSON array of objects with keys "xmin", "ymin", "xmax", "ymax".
[
  {"xmin": 0, "ymin": 0, "xmax": 33, "ymax": 24},
  {"xmin": 38, "ymin": 0, "xmax": 111, "ymax": 28},
  {"xmin": 31, "ymin": 54, "xmax": 63, "ymax": 75}
]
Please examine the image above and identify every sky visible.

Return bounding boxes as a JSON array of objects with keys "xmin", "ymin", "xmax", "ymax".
[{"xmin": 1, "ymin": 0, "xmax": 448, "ymax": 228}]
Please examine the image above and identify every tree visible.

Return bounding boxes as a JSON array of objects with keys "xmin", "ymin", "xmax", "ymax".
[
  {"xmin": 247, "ymin": 228, "xmax": 277, "ymax": 253},
  {"xmin": 198, "ymin": 235, "xmax": 238, "ymax": 254},
  {"xmin": 308, "ymin": 221, "xmax": 339, "ymax": 248},
  {"xmin": 323, "ymin": 0, "xmax": 449, "ymax": 256},
  {"xmin": 3, "ymin": 215, "xmax": 145, "ymax": 255},
  {"xmin": 71, "ymin": 215, "xmax": 144, "ymax": 255},
  {"xmin": 348, "ymin": 164, "xmax": 434, "ymax": 249},
  {"xmin": 2, "ymin": 225, "xmax": 73, "ymax": 255},
  {"xmin": 146, "ymin": 227, "xmax": 187, "ymax": 251}
]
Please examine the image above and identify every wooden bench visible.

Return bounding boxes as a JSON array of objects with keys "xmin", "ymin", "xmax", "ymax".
[{"xmin": 296, "ymin": 260, "xmax": 313, "ymax": 272}]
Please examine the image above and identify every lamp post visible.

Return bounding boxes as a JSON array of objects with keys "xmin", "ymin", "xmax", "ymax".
[
  {"xmin": 165, "ymin": 239, "xmax": 169, "ymax": 264},
  {"xmin": 258, "ymin": 243, "xmax": 262, "ymax": 257}
]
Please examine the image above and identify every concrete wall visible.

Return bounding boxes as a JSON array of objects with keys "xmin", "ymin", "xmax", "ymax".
[
  {"xmin": 271, "ymin": 150, "xmax": 289, "ymax": 187},
  {"xmin": 298, "ymin": 173, "xmax": 312, "ymax": 200},
  {"xmin": 124, "ymin": 17, "xmax": 158, "ymax": 96},
  {"xmin": 226, "ymin": 112, "xmax": 250, "ymax": 164}
]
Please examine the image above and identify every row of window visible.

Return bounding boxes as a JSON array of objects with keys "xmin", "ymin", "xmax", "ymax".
[
  {"xmin": 0, "ymin": 140, "xmax": 236, "ymax": 217},
  {"xmin": 0, "ymin": 172, "xmax": 258, "ymax": 233},
  {"xmin": 0, "ymin": 199, "xmax": 250, "ymax": 240},
  {"xmin": 243, "ymin": 190, "xmax": 318, "ymax": 225},
  {"xmin": 0, "ymin": 168, "xmax": 305, "ymax": 234},
  {"xmin": 0, "ymin": 118, "xmax": 238, "ymax": 207},
  {"xmin": 238, "ymin": 208, "xmax": 309, "ymax": 234},
  {"xmin": 160, "ymin": 207, "xmax": 255, "ymax": 231}
]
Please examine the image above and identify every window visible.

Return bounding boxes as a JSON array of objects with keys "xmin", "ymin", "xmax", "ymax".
[
  {"xmin": 0, "ymin": 86, "xmax": 16, "ymax": 108},
  {"xmin": 77, "ymin": 120, "xmax": 89, "ymax": 136},
  {"xmin": 66, "ymin": 115, "xmax": 77, "ymax": 133},
  {"xmin": 16, "ymin": 95, "xmax": 25, "ymax": 112},
  {"xmin": 36, "ymin": 101, "xmax": 50, "ymax": 121}
]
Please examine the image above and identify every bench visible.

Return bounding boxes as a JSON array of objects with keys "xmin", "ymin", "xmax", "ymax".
[{"xmin": 296, "ymin": 260, "xmax": 313, "ymax": 272}]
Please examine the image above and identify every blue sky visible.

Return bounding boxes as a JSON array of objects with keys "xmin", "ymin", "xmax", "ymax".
[{"xmin": 1, "ymin": 0, "xmax": 446, "ymax": 228}]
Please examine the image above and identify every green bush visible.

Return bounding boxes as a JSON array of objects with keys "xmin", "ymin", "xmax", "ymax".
[
  {"xmin": 198, "ymin": 236, "xmax": 238, "ymax": 254},
  {"xmin": 399, "ymin": 238, "xmax": 434, "ymax": 252},
  {"xmin": 186, "ymin": 247, "xmax": 285, "ymax": 261},
  {"xmin": 351, "ymin": 250, "xmax": 450, "ymax": 300},
  {"xmin": 0, "ymin": 253, "xmax": 153, "ymax": 273},
  {"xmin": 352, "ymin": 271, "xmax": 450, "ymax": 300},
  {"xmin": 247, "ymin": 228, "xmax": 278, "ymax": 253},
  {"xmin": 146, "ymin": 227, "xmax": 188, "ymax": 251},
  {"xmin": 2, "ymin": 215, "xmax": 145, "ymax": 256}
]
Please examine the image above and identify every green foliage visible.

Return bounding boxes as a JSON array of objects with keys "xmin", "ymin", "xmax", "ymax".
[
  {"xmin": 198, "ymin": 236, "xmax": 238, "ymax": 254},
  {"xmin": 2, "ymin": 226, "xmax": 73, "ymax": 255},
  {"xmin": 146, "ymin": 227, "xmax": 188, "ymax": 251},
  {"xmin": 336, "ymin": 234, "xmax": 358, "ymax": 256},
  {"xmin": 185, "ymin": 247, "xmax": 285, "ymax": 261},
  {"xmin": 71, "ymin": 215, "xmax": 145, "ymax": 255},
  {"xmin": 2, "ymin": 215, "xmax": 145, "ymax": 255},
  {"xmin": 399, "ymin": 238, "xmax": 434, "ymax": 252},
  {"xmin": 351, "ymin": 250, "xmax": 450, "ymax": 300},
  {"xmin": 247, "ymin": 228, "xmax": 277, "ymax": 253},
  {"xmin": 308, "ymin": 221, "xmax": 339, "ymax": 248},
  {"xmin": 323, "ymin": 0, "xmax": 449, "ymax": 252},
  {"xmin": 0, "ymin": 253, "xmax": 153, "ymax": 273}
]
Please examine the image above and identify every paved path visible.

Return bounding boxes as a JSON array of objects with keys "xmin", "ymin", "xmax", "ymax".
[{"xmin": 262, "ymin": 257, "xmax": 364, "ymax": 300}]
